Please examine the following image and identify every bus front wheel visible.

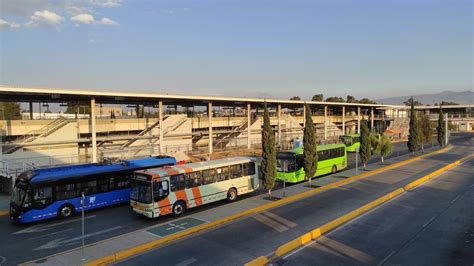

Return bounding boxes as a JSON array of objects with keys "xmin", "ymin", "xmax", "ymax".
[
  {"xmin": 331, "ymin": 165, "xmax": 337, "ymax": 174},
  {"xmin": 58, "ymin": 204, "xmax": 75, "ymax": 219},
  {"xmin": 172, "ymin": 201, "xmax": 186, "ymax": 217},
  {"xmin": 227, "ymin": 188, "xmax": 238, "ymax": 202}
]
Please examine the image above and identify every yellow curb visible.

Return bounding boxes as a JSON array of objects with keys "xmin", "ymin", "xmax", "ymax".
[
  {"xmin": 0, "ymin": 211, "xmax": 8, "ymax": 217},
  {"xmin": 84, "ymin": 145, "xmax": 452, "ymax": 266},
  {"xmin": 246, "ymin": 151, "xmax": 473, "ymax": 266}
]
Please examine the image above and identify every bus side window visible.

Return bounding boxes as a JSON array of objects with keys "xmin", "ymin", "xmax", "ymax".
[
  {"xmin": 202, "ymin": 169, "xmax": 216, "ymax": 185},
  {"xmin": 216, "ymin": 166, "xmax": 229, "ymax": 182},
  {"xmin": 243, "ymin": 162, "xmax": 256, "ymax": 175},
  {"xmin": 186, "ymin": 171, "xmax": 202, "ymax": 188},
  {"xmin": 77, "ymin": 180, "xmax": 97, "ymax": 196},
  {"xmin": 171, "ymin": 174, "xmax": 186, "ymax": 192},
  {"xmin": 230, "ymin": 164, "xmax": 242, "ymax": 179},
  {"xmin": 115, "ymin": 175, "xmax": 130, "ymax": 189},
  {"xmin": 32, "ymin": 186, "xmax": 53, "ymax": 208},
  {"xmin": 153, "ymin": 181, "xmax": 169, "ymax": 202},
  {"xmin": 55, "ymin": 183, "xmax": 76, "ymax": 200}
]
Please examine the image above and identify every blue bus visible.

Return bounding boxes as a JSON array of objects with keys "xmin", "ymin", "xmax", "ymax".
[{"xmin": 9, "ymin": 156, "xmax": 176, "ymax": 223}]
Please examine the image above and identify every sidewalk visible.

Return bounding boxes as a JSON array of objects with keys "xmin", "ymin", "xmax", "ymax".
[{"xmin": 22, "ymin": 146, "xmax": 447, "ymax": 266}]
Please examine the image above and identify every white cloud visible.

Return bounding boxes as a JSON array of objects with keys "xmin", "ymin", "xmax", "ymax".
[
  {"xmin": 71, "ymin": 13, "xmax": 95, "ymax": 25},
  {"xmin": 26, "ymin": 10, "xmax": 64, "ymax": 27},
  {"xmin": 100, "ymin": 17, "xmax": 119, "ymax": 26},
  {"xmin": 91, "ymin": 0, "xmax": 122, "ymax": 7},
  {"xmin": 0, "ymin": 18, "xmax": 20, "ymax": 29}
]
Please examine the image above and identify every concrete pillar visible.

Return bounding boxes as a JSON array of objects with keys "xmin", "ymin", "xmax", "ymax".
[
  {"xmin": 357, "ymin": 106, "xmax": 361, "ymax": 134},
  {"xmin": 29, "ymin": 102, "xmax": 33, "ymax": 120},
  {"xmin": 324, "ymin": 106, "xmax": 328, "ymax": 140},
  {"xmin": 342, "ymin": 106, "xmax": 345, "ymax": 135},
  {"xmin": 247, "ymin": 103, "xmax": 251, "ymax": 149},
  {"xmin": 277, "ymin": 104, "xmax": 282, "ymax": 145},
  {"xmin": 208, "ymin": 102, "xmax": 213, "ymax": 154},
  {"xmin": 90, "ymin": 97, "xmax": 97, "ymax": 163},
  {"xmin": 302, "ymin": 105, "xmax": 306, "ymax": 126},
  {"xmin": 158, "ymin": 100, "xmax": 163, "ymax": 154},
  {"xmin": 371, "ymin": 107, "xmax": 374, "ymax": 132},
  {"xmin": 445, "ymin": 113, "xmax": 448, "ymax": 145}
]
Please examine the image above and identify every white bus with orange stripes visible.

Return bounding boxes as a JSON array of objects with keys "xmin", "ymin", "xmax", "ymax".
[{"xmin": 130, "ymin": 157, "xmax": 259, "ymax": 218}]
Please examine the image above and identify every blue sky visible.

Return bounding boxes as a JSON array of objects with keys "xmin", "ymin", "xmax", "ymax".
[{"xmin": 1, "ymin": 0, "xmax": 472, "ymax": 100}]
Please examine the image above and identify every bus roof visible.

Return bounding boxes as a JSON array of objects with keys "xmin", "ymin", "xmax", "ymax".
[
  {"xmin": 286, "ymin": 143, "xmax": 346, "ymax": 155},
  {"xmin": 28, "ymin": 157, "xmax": 176, "ymax": 185},
  {"xmin": 340, "ymin": 134, "xmax": 360, "ymax": 137},
  {"xmin": 138, "ymin": 157, "xmax": 256, "ymax": 180}
]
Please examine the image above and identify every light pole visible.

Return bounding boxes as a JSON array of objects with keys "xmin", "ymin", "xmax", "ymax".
[
  {"xmin": 355, "ymin": 147, "xmax": 359, "ymax": 175},
  {"xmin": 81, "ymin": 192, "xmax": 85, "ymax": 262}
]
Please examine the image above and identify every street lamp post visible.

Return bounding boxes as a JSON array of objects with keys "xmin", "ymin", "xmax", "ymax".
[{"xmin": 81, "ymin": 192, "xmax": 85, "ymax": 262}]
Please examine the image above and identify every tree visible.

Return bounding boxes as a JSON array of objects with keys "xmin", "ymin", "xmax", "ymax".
[
  {"xmin": 359, "ymin": 120, "xmax": 371, "ymax": 169},
  {"xmin": 404, "ymin": 98, "xmax": 422, "ymax": 106},
  {"xmin": 303, "ymin": 104, "xmax": 318, "ymax": 187},
  {"xmin": 311, "ymin": 94, "xmax": 324, "ymax": 102},
  {"xmin": 437, "ymin": 106, "xmax": 446, "ymax": 146},
  {"xmin": 0, "ymin": 102, "xmax": 21, "ymax": 120},
  {"xmin": 407, "ymin": 97, "xmax": 420, "ymax": 154},
  {"xmin": 261, "ymin": 104, "xmax": 276, "ymax": 199},
  {"xmin": 439, "ymin": 101, "xmax": 459, "ymax": 106},
  {"xmin": 375, "ymin": 135, "xmax": 393, "ymax": 164},
  {"xmin": 325, "ymin": 96, "xmax": 345, "ymax": 102},
  {"xmin": 346, "ymin": 95, "xmax": 357, "ymax": 103},
  {"xmin": 418, "ymin": 113, "xmax": 433, "ymax": 152},
  {"xmin": 358, "ymin": 98, "xmax": 377, "ymax": 104},
  {"xmin": 65, "ymin": 102, "xmax": 90, "ymax": 115},
  {"xmin": 289, "ymin": 96, "xmax": 301, "ymax": 101}
]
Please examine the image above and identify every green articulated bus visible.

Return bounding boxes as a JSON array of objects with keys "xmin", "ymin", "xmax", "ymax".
[
  {"xmin": 276, "ymin": 143, "xmax": 347, "ymax": 183},
  {"xmin": 339, "ymin": 134, "xmax": 360, "ymax": 152}
]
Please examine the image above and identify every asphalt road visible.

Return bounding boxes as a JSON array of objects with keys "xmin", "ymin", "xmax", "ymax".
[
  {"xmin": 280, "ymin": 156, "xmax": 474, "ymax": 265},
  {"xmin": 117, "ymin": 135, "xmax": 473, "ymax": 266},
  {"xmin": 0, "ymin": 133, "xmax": 469, "ymax": 266}
]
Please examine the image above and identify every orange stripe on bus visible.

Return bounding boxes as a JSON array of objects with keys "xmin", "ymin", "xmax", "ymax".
[
  {"xmin": 157, "ymin": 197, "xmax": 172, "ymax": 215},
  {"xmin": 191, "ymin": 187, "xmax": 203, "ymax": 206},
  {"xmin": 174, "ymin": 190, "xmax": 188, "ymax": 207}
]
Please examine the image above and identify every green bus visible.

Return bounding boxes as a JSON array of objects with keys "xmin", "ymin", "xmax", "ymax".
[
  {"xmin": 276, "ymin": 143, "xmax": 347, "ymax": 183},
  {"xmin": 339, "ymin": 134, "xmax": 360, "ymax": 152}
]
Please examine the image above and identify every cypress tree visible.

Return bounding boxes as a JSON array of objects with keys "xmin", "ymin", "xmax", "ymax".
[
  {"xmin": 437, "ymin": 106, "xmax": 446, "ymax": 146},
  {"xmin": 360, "ymin": 120, "xmax": 371, "ymax": 169},
  {"xmin": 407, "ymin": 97, "xmax": 420, "ymax": 154},
  {"xmin": 376, "ymin": 135, "xmax": 393, "ymax": 165},
  {"xmin": 261, "ymin": 104, "xmax": 276, "ymax": 199},
  {"xmin": 418, "ymin": 113, "xmax": 433, "ymax": 152},
  {"xmin": 303, "ymin": 104, "xmax": 318, "ymax": 187}
]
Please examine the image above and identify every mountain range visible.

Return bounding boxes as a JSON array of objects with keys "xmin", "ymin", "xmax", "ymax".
[{"xmin": 376, "ymin": 90, "xmax": 473, "ymax": 105}]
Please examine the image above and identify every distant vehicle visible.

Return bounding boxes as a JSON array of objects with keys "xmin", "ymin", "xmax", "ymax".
[
  {"xmin": 10, "ymin": 156, "xmax": 176, "ymax": 223},
  {"xmin": 130, "ymin": 157, "xmax": 259, "ymax": 218},
  {"xmin": 339, "ymin": 134, "xmax": 361, "ymax": 152},
  {"xmin": 276, "ymin": 144, "xmax": 347, "ymax": 183}
]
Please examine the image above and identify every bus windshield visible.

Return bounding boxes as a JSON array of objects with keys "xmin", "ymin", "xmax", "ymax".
[
  {"xmin": 339, "ymin": 136, "xmax": 352, "ymax": 146},
  {"xmin": 277, "ymin": 152, "xmax": 297, "ymax": 173},
  {"xmin": 130, "ymin": 180, "xmax": 152, "ymax": 204}
]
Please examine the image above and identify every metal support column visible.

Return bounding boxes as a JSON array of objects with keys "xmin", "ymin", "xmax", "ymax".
[
  {"xmin": 208, "ymin": 102, "xmax": 213, "ymax": 155},
  {"xmin": 158, "ymin": 100, "xmax": 163, "ymax": 154},
  {"xmin": 277, "ymin": 104, "xmax": 282, "ymax": 145},
  {"xmin": 90, "ymin": 97, "xmax": 97, "ymax": 163},
  {"xmin": 29, "ymin": 102, "xmax": 33, "ymax": 120},
  {"xmin": 342, "ymin": 106, "xmax": 345, "ymax": 135},
  {"xmin": 357, "ymin": 106, "xmax": 361, "ymax": 134},
  {"xmin": 324, "ymin": 106, "xmax": 327, "ymax": 140},
  {"xmin": 370, "ymin": 107, "xmax": 374, "ymax": 132},
  {"xmin": 247, "ymin": 103, "xmax": 251, "ymax": 149}
]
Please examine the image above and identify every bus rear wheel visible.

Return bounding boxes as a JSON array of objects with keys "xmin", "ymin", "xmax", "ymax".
[
  {"xmin": 58, "ymin": 204, "xmax": 75, "ymax": 219},
  {"xmin": 331, "ymin": 165, "xmax": 337, "ymax": 174},
  {"xmin": 227, "ymin": 188, "xmax": 238, "ymax": 202},
  {"xmin": 172, "ymin": 201, "xmax": 186, "ymax": 217}
]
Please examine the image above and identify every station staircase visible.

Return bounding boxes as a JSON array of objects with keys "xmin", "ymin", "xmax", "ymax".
[
  {"xmin": 214, "ymin": 116, "xmax": 258, "ymax": 148},
  {"xmin": 4, "ymin": 117, "xmax": 72, "ymax": 154}
]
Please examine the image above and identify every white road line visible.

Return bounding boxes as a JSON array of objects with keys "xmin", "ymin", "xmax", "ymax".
[
  {"xmin": 378, "ymin": 250, "xmax": 396, "ymax": 266},
  {"xmin": 422, "ymin": 216, "xmax": 436, "ymax": 228},
  {"xmin": 175, "ymin": 257, "xmax": 197, "ymax": 266},
  {"xmin": 450, "ymin": 195, "xmax": 460, "ymax": 203},
  {"xmin": 13, "ymin": 215, "xmax": 96, "ymax": 235}
]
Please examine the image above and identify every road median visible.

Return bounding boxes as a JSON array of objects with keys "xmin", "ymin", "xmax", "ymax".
[{"xmin": 246, "ymin": 151, "xmax": 474, "ymax": 266}]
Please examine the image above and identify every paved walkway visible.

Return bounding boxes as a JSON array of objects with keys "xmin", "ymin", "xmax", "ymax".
[{"xmin": 21, "ymin": 145, "xmax": 460, "ymax": 266}]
